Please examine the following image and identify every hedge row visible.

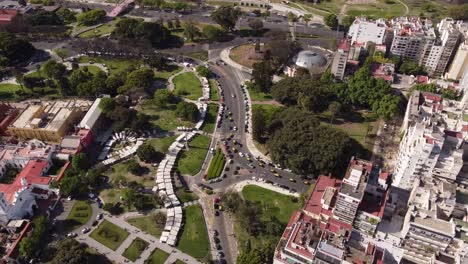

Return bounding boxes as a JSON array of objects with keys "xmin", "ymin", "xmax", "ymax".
[{"xmin": 206, "ymin": 148, "xmax": 226, "ymax": 180}]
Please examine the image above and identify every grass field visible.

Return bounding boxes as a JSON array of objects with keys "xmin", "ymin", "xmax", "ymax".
[
  {"xmin": 177, "ymin": 205, "xmax": 210, "ymax": 260},
  {"xmin": 127, "ymin": 215, "xmax": 164, "ymax": 238},
  {"xmin": 183, "ymin": 51, "xmax": 209, "ymax": 61},
  {"xmin": 404, "ymin": 0, "xmax": 449, "ymax": 19},
  {"xmin": 209, "ymin": 79, "xmax": 219, "ymax": 101},
  {"xmin": 65, "ymin": 200, "xmax": 92, "ymax": 230},
  {"xmin": 99, "ymin": 188, "xmax": 123, "ymax": 205},
  {"xmin": 147, "ymin": 136, "xmax": 177, "ymax": 153},
  {"xmin": 248, "ymin": 88, "xmax": 273, "ymax": 101},
  {"xmin": 176, "ymin": 135, "xmax": 211, "ymax": 176},
  {"xmin": 81, "ymin": 65, "xmax": 104, "ymax": 75},
  {"xmin": 104, "ymin": 158, "xmax": 154, "ymax": 188},
  {"xmin": 138, "ymin": 101, "xmax": 195, "ymax": 132},
  {"xmin": 201, "ymin": 104, "xmax": 219, "ymax": 133},
  {"xmin": 173, "ymin": 72, "xmax": 202, "ymax": 100},
  {"xmin": 145, "ymin": 249, "xmax": 170, "ymax": 264},
  {"xmin": 176, "ymin": 188, "xmax": 199, "ymax": 203},
  {"xmin": 229, "ymin": 44, "xmax": 262, "ymax": 68},
  {"xmin": 206, "ymin": 148, "xmax": 225, "ymax": 180},
  {"xmin": 0, "ymin": 84, "xmax": 21, "ymax": 99},
  {"xmin": 346, "ymin": 0, "xmax": 406, "ymax": 18},
  {"xmin": 122, "ymin": 238, "xmax": 149, "ymax": 261},
  {"xmin": 242, "ymin": 185, "xmax": 300, "ymax": 224},
  {"xmin": 77, "ymin": 56, "xmax": 141, "ymax": 76},
  {"xmin": 154, "ymin": 64, "xmax": 183, "ymax": 80},
  {"xmin": 90, "ymin": 220, "xmax": 130, "ymax": 250},
  {"xmin": 78, "ymin": 20, "xmax": 117, "ymax": 38}
]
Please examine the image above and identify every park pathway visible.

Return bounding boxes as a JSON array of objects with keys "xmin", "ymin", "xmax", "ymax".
[{"xmin": 77, "ymin": 214, "xmax": 201, "ymax": 264}]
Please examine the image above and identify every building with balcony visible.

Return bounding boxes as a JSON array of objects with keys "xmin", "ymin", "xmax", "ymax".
[{"xmin": 331, "ymin": 38, "xmax": 350, "ymax": 80}]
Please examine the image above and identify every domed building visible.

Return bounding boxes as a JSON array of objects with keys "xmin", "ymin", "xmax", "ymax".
[
  {"xmin": 295, "ymin": 50, "xmax": 328, "ymax": 69},
  {"xmin": 284, "ymin": 48, "xmax": 331, "ymax": 77}
]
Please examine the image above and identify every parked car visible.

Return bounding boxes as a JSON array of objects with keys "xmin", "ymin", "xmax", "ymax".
[{"xmin": 82, "ymin": 228, "xmax": 90, "ymax": 234}]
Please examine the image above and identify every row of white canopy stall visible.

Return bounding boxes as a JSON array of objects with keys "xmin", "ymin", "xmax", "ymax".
[{"xmin": 155, "ymin": 131, "xmax": 198, "ymax": 246}]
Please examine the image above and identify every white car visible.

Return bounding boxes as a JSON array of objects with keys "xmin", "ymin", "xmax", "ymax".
[
  {"xmin": 252, "ymin": 176, "xmax": 257, "ymax": 181},
  {"xmin": 67, "ymin": 196, "xmax": 72, "ymax": 201},
  {"xmin": 82, "ymin": 228, "xmax": 90, "ymax": 234},
  {"xmin": 67, "ymin": 232, "xmax": 77, "ymax": 238},
  {"xmin": 233, "ymin": 126, "xmax": 238, "ymax": 131},
  {"xmin": 231, "ymin": 94, "xmax": 236, "ymax": 98},
  {"xmin": 239, "ymin": 152, "xmax": 245, "ymax": 157}
]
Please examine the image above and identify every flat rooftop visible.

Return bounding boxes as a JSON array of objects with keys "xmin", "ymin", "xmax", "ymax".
[{"xmin": 413, "ymin": 217, "xmax": 455, "ymax": 237}]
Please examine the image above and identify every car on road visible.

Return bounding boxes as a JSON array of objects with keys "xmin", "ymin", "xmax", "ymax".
[
  {"xmin": 248, "ymin": 164, "xmax": 255, "ymax": 169},
  {"xmin": 82, "ymin": 228, "xmax": 90, "ymax": 234},
  {"xmin": 216, "ymin": 244, "xmax": 222, "ymax": 250},
  {"xmin": 289, "ymin": 178, "xmax": 296, "ymax": 182},
  {"xmin": 270, "ymin": 168, "xmax": 276, "ymax": 173},
  {"xmin": 274, "ymin": 173, "xmax": 281, "ymax": 178},
  {"xmin": 217, "ymin": 251, "xmax": 225, "ymax": 258},
  {"xmin": 303, "ymin": 180, "xmax": 310, "ymax": 185},
  {"xmin": 258, "ymin": 163, "xmax": 264, "ymax": 167},
  {"xmin": 67, "ymin": 232, "xmax": 77, "ymax": 238},
  {"xmin": 96, "ymin": 213, "xmax": 103, "ymax": 220},
  {"xmin": 280, "ymin": 185, "xmax": 290, "ymax": 190},
  {"xmin": 215, "ymin": 210, "xmax": 219, "ymax": 216},
  {"xmin": 213, "ymin": 230, "xmax": 219, "ymax": 236},
  {"xmin": 67, "ymin": 196, "xmax": 73, "ymax": 201},
  {"xmin": 239, "ymin": 152, "xmax": 244, "ymax": 157},
  {"xmin": 92, "ymin": 220, "xmax": 99, "ymax": 226},
  {"xmin": 231, "ymin": 94, "xmax": 235, "ymax": 98},
  {"xmin": 265, "ymin": 180, "xmax": 273, "ymax": 184}
]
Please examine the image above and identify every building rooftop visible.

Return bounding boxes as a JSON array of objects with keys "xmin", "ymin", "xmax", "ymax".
[
  {"xmin": 304, "ymin": 175, "xmax": 341, "ymax": 217},
  {"xmin": 78, "ymin": 98, "xmax": 103, "ymax": 130},
  {"xmin": 295, "ymin": 50, "xmax": 328, "ymax": 69},
  {"xmin": 413, "ymin": 216, "xmax": 455, "ymax": 237}
]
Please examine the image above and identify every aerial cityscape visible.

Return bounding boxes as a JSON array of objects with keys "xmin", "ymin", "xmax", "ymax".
[{"xmin": 0, "ymin": 0, "xmax": 467, "ymax": 263}]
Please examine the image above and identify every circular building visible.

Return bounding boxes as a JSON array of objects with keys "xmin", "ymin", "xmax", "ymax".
[{"xmin": 295, "ymin": 50, "xmax": 328, "ymax": 69}]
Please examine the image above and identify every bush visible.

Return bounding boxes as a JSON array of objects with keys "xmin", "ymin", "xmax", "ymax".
[
  {"xmin": 206, "ymin": 148, "xmax": 226, "ymax": 180},
  {"xmin": 127, "ymin": 160, "xmax": 144, "ymax": 176},
  {"xmin": 196, "ymin": 65, "xmax": 211, "ymax": 78},
  {"xmin": 175, "ymin": 101, "xmax": 199, "ymax": 122},
  {"xmin": 77, "ymin": 9, "xmax": 106, "ymax": 26}
]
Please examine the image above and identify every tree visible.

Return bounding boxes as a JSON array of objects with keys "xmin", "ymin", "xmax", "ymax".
[
  {"xmin": 295, "ymin": 67, "xmax": 310, "ymax": 78},
  {"xmin": 42, "ymin": 60, "xmax": 66, "ymax": 80},
  {"xmin": 324, "ymin": 14, "xmax": 338, "ymax": 28},
  {"xmin": 19, "ymin": 216, "xmax": 47, "ymax": 258},
  {"xmin": 69, "ymin": 68, "xmax": 92, "ymax": 91},
  {"xmin": 167, "ymin": 19, "xmax": 173, "ymax": 29},
  {"xmin": 287, "ymin": 12, "xmax": 296, "ymax": 23},
  {"xmin": 265, "ymin": 40, "xmax": 297, "ymax": 68},
  {"xmin": 175, "ymin": 101, "xmax": 199, "ymax": 122},
  {"xmin": 145, "ymin": 53, "xmax": 167, "ymax": 70},
  {"xmin": 202, "ymin": 25, "xmax": 226, "ymax": 42},
  {"xmin": 196, "ymin": 65, "xmax": 210, "ymax": 77},
  {"xmin": 54, "ymin": 48, "xmax": 68, "ymax": 62},
  {"xmin": 267, "ymin": 108, "xmax": 351, "ymax": 175},
  {"xmin": 154, "ymin": 89, "xmax": 178, "ymax": 109},
  {"xmin": 151, "ymin": 212, "xmax": 166, "ymax": 228},
  {"xmin": 341, "ymin": 15, "xmax": 355, "ymax": 29},
  {"xmin": 328, "ymin": 101, "xmax": 341, "ymax": 124},
  {"xmin": 28, "ymin": 10, "xmax": 63, "ymax": 26},
  {"xmin": 210, "ymin": 6, "xmax": 241, "ymax": 31},
  {"xmin": 76, "ymin": 9, "xmax": 106, "ymax": 26},
  {"xmin": 50, "ymin": 238, "xmax": 87, "ymax": 264},
  {"xmin": 371, "ymin": 94, "xmax": 400, "ymax": 120},
  {"xmin": 56, "ymin": 8, "xmax": 76, "ymax": 24},
  {"xmin": 399, "ymin": 60, "xmax": 426, "ymax": 75},
  {"xmin": 72, "ymin": 153, "xmax": 89, "ymax": 171},
  {"xmin": 442, "ymin": 89, "xmax": 457, "ymax": 100},
  {"xmin": 183, "ymin": 20, "xmax": 200, "ymax": 41},
  {"xmin": 99, "ymin": 97, "xmax": 116, "ymax": 113},
  {"xmin": 0, "ymin": 32, "xmax": 35, "ymax": 65},
  {"xmin": 137, "ymin": 143, "xmax": 163, "ymax": 163},
  {"xmin": 248, "ymin": 18, "xmax": 263, "ymax": 34},
  {"xmin": 411, "ymin": 83, "xmax": 437, "ymax": 93},
  {"xmin": 252, "ymin": 60, "xmax": 272, "ymax": 93},
  {"xmin": 12, "ymin": 68, "xmax": 24, "ymax": 91},
  {"xmin": 252, "ymin": 108, "xmax": 266, "ymax": 143},
  {"xmin": 121, "ymin": 188, "xmax": 136, "ymax": 209},
  {"xmin": 127, "ymin": 159, "xmax": 145, "ymax": 175},
  {"xmin": 302, "ymin": 14, "xmax": 312, "ymax": 24},
  {"xmin": 119, "ymin": 67, "xmax": 154, "ymax": 93},
  {"xmin": 174, "ymin": 18, "xmax": 181, "ymax": 28}
]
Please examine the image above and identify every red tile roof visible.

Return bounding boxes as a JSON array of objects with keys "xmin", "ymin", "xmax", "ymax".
[
  {"xmin": 304, "ymin": 175, "xmax": 342, "ymax": 217},
  {"xmin": 445, "ymin": 130, "xmax": 463, "ymax": 139},
  {"xmin": 338, "ymin": 38, "xmax": 350, "ymax": 52},
  {"xmin": 0, "ymin": 159, "xmax": 50, "ymax": 204},
  {"xmin": 378, "ymin": 172, "xmax": 389, "ymax": 181},
  {"xmin": 0, "ymin": 10, "xmax": 16, "ymax": 23}
]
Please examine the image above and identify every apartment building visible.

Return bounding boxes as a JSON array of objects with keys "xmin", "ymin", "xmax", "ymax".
[
  {"xmin": 8, "ymin": 100, "xmax": 92, "ymax": 143},
  {"xmin": 446, "ymin": 38, "xmax": 468, "ymax": 80},
  {"xmin": 330, "ymin": 38, "xmax": 350, "ymax": 80},
  {"xmin": 274, "ymin": 158, "xmax": 389, "ymax": 264},
  {"xmin": 394, "ymin": 91, "xmax": 465, "ymax": 190}
]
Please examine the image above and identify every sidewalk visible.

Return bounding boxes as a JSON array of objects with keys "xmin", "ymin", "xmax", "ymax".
[{"xmin": 78, "ymin": 215, "xmax": 201, "ymax": 264}]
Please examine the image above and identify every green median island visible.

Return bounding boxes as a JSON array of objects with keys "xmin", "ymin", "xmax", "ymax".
[
  {"xmin": 65, "ymin": 200, "xmax": 92, "ymax": 230},
  {"xmin": 90, "ymin": 220, "xmax": 130, "ymax": 250},
  {"xmin": 122, "ymin": 238, "xmax": 149, "ymax": 262},
  {"xmin": 206, "ymin": 148, "xmax": 226, "ymax": 180},
  {"xmin": 145, "ymin": 248, "xmax": 170, "ymax": 264}
]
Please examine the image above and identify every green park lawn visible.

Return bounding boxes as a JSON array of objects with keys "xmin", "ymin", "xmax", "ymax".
[
  {"xmin": 127, "ymin": 215, "xmax": 164, "ymax": 238},
  {"xmin": 147, "ymin": 136, "xmax": 177, "ymax": 153},
  {"xmin": 78, "ymin": 20, "xmax": 118, "ymax": 38},
  {"xmin": 173, "ymin": 72, "xmax": 202, "ymax": 100},
  {"xmin": 77, "ymin": 56, "xmax": 141, "ymax": 76},
  {"xmin": 208, "ymin": 79, "xmax": 219, "ymax": 101},
  {"xmin": 104, "ymin": 158, "xmax": 154, "ymax": 188},
  {"xmin": 182, "ymin": 51, "xmax": 209, "ymax": 61},
  {"xmin": 176, "ymin": 135, "xmax": 211, "ymax": 176},
  {"xmin": 206, "ymin": 148, "xmax": 225, "ymax": 180},
  {"xmin": 81, "ymin": 65, "xmax": 104, "ymax": 75},
  {"xmin": 138, "ymin": 101, "xmax": 195, "ymax": 132},
  {"xmin": 0, "ymin": 84, "xmax": 21, "ymax": 99},
  {"xmin": 248, "ymin": 88, "xmax": 273, "ymax": 101},
  {"xmin": 65, "ymin": 200, "xmax": 92, "ymax": 229},
  {"xmin": 122, "ymin": 238, "xmax": 149, "ymax": 261},
  {"xmin": 145, "ymin": 249, "xmax": 170, "ymax": 264},
  {"xmin": 177, "ymin": 205, "xmax": 210, "ymax": 260},
  {"xmin": 242, "ymin": 185, "xmax": 300, "ymax": 224},
  {"xmin": 346, "ymin": 0, "xmax": 406, "ymax": 18},
  {"xmin": 154, "ymin": 64, "xmax": 183, "ymax": 80},
  {"xmin": 90, "ymin": 220, "xmax": 130, "ymax": 250},
  {"xmin": 201, "ymin": 104, "xmax": 219, "ymax": 133},
  {"xmin": 175, "ymin": 188, "xmax": 199, "ymax": 203}
]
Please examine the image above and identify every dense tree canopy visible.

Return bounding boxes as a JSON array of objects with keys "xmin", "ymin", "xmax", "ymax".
[
  {"xmin": 251, "ymin": 60, "xmax": 273, "ymax": 93},
  {"xmin": 399, "ymin": 60, "xmax": 426, "ymax": 75},
  {"xmin": 28, "ymin": 10, "xmax": 63, "ymax": 25},
  {"xmin": 0, "ymin": 32, "xmax": 35, "ymax": 66},
  {"xmin": 19, "ymin": 216, "xmax": 47, "ymax": 258},
  {"xmin": 324, "ymin": 14, "xmax": 338, "ymax": 28},
  {"xmin": 112, "ymin": 18, "xmax": 173, "ymax": 48},
  {"xmin": 175, "ymin": 101, "xmax": 199, "ymax": 122},
  {"xmin": 154, "ymin": 89, "xmax": 178, "ymax": 108},
  {"xmin": 118, "ymin": 67, "xmax": 154, "ymax": 93},
  {"xmin": 202, "ymin": 25, "xmax": 226, "ymax": 42},
  {"xmin": 76, "ymin": 9, "xmax": 106, "ymax": 26},
  {"xmin": 137, "ymin": 143, "xmax": 164, "ymax": 163},
  {"xmin": 267, "ymin": 108, "xmax": 351, "ymax": 175},
  {"xmin": 50, "ymin": 238, "xmax": 87, "ymax": 264},
  {"xmin": 448, "ymin": 4, "xmax": 468, "ymax": 20},
  {"xmin": 210, "ymin": 6, "xmax": 241, "ymax": 31}
]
